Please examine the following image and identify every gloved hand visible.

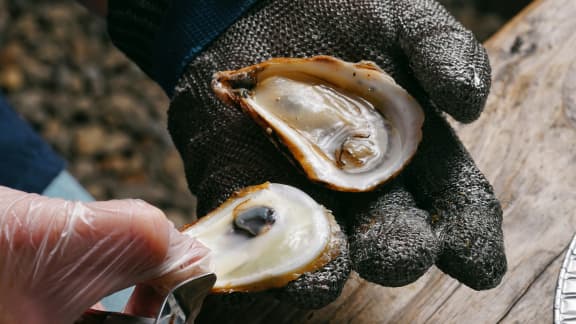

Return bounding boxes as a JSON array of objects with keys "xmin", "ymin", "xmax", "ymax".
[
  {"xmin": 107, "ymin": 0, "xmax": 507, "ymax": 309},
  {"xmin": 0, "ymin": 186, "xmax": 210, "ymax": 324}
]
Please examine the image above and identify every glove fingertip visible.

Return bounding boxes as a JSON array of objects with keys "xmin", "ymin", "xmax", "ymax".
[
  {"xmin": 350, "ymin": 208, "xmax": 439, "ymax": 287},
  {"xmin": 400, "ymin": 17, "xmax": 491, "ymax": 123},
  {"xmin": 437, "ymin": 244, "xmax": 507, "ymax": 290},
  {"xmin": 435, "ymin": 203, "xmax": 507, "ymax": 290},
  {"xmin": 430, "ymin": 43, "xmax": 491, "ymax": 124}
]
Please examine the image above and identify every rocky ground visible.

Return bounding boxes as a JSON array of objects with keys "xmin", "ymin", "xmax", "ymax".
[{"xmin": 0, "ymin": 0, "xmax": 529, "ymax": 226}]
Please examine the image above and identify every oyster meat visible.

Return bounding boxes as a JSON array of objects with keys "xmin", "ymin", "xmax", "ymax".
[
  {"xmin": 182, "ymin": 182, "xmax": 343, "ymax": 293},
  {"xmin": 212, "ymin": 56, "xmax": 424, "ymax": 192}
]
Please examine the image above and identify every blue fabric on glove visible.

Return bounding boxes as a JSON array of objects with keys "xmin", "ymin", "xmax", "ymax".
[
  {"xmin": 0, "ymin": 94, "xmax": 65, "ymax": 193},
  {"xmin": 150, "ymin": 0, "xmax": 259, "ymax": 95}
]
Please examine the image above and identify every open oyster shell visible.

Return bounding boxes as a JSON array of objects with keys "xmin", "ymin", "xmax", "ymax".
[
  {"xmin": 182, "ymin": 182, "xmax": 343, "ymax": 293},
  {"xmin": 212, "ymin": 56, "xmax": 425, "ymax": 192}
]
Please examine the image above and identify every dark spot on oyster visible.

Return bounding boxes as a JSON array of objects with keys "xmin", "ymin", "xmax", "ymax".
[
  {"xmin": 227, "ymin": 72, "xmax": 257, "ymax": 91},
  {"xmin": 234, "ymin": 206, "xmax": 276, "ymax": 236}
]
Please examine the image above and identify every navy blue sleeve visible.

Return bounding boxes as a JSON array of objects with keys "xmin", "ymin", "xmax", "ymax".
[
  {"xmin": 0, "ymin": 94, "xmax": 65, "ymax": 193},
  {"xmin": 149, "ymin": 0, "xmax": 259, "ymax": 95},
  {"xmin": 108, "ymin": 0, "xmax": 259, "ymax": 96}
]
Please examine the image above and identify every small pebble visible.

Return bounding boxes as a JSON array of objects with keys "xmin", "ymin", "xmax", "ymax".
[{"xmin": 0, "ymin": 66, "xmax": 24, "ymax": 91}]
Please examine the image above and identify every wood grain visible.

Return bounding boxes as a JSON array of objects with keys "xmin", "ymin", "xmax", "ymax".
[{"xmin": 197, "ymin": 0, "xmax": 576, "ymax": 322}]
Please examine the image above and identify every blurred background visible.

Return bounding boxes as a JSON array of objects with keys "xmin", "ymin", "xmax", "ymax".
[{"xmin": 0, "ymin": 0, "xmax": 531, "ymax": 227}]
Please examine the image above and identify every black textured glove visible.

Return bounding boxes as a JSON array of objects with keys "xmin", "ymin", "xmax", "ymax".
[{"xmin": 108, "ymin": 0, "xmax": 507, "ymax": 309}]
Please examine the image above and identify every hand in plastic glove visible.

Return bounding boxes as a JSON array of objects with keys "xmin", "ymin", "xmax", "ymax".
[
  {"xmin": 107, "ymin": 0, "xmax": 507, "ymax": 308},
  {"xmin": 0, "ymin": 186, "xmax": 210, "ymax": 324}
]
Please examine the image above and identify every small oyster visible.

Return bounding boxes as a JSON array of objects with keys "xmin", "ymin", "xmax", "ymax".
[
  {"xmin": 182, "ymin": 182, "xmax": 343, "ymax": 293},
  {"xmin": 212, "ymin": 56, "xmax": 424, "ymax": 192}
]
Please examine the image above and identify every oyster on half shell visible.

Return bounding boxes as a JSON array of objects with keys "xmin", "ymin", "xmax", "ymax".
[
  {"xmin": 182, "ymin": 182, "xmax": 343, "ymax": 293},
  {"xmin": 212, "ymin": 56, "xmax": 425, "ymax": 192}
]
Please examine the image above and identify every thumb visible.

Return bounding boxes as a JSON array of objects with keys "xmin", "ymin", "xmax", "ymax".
[
  {"xmin": 124, "ymin": 223, "xmax": 212, "ymax": 317},
  {"xmin": 84, "ymin": 199, "xmax": 212, "ymax": 295},
  {"xmin": 0, "ymin": 186, "xmax": 210, "ymax": 324}
]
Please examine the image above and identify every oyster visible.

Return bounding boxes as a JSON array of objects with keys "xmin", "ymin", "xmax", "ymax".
[
  {"xmin": 182, "ymin": 182, "xmax": 343, "ymax": 293},
  {"xmin": 212, "ymin": 56, "xmax": 424, "ymax": 192}
]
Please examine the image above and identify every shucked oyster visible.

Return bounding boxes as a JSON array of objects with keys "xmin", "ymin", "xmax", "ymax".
[
  {"xmin": 212, "ymin": 56, "xmax": 424, "ymax": 192},
  {"xmin": 182, "ymin": 182, "xmax": 343, "ymax": 293}
]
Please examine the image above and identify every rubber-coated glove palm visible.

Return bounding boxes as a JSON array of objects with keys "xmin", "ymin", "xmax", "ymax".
[{"xmin": 109, "ymin": 0, "xmax": 507, "ymax": 309}]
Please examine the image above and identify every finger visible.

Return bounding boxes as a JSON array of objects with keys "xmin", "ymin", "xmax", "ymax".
[
  {"xmin": 142, "ymin": 224, "xmax": 211, "ymax": 297},
  {"xmin": 124, "ymin": 284, "xmax": 164, "ymax": 318},
  {"xmin": 406, "ymin": 109, "xmax": 507, "ymax": 290},
  {"xmin": 345, "ymin": 177, "xmax": 439, "ymax": 287},
  {"xmin": 394, "ymin": 0, "xmax": 491, "ymax": 123},
  {"xmin": 85, "ymin": 199, "xmax": 171, "ymax": 269}
]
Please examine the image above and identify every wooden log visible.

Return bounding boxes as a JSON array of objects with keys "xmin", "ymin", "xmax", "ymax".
[{"xmin": 196, "ymin": 0, "xmax": 576, "ymax": 322}]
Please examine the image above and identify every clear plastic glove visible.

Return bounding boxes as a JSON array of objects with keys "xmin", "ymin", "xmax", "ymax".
[{"xmin": 0, "ymin": 186, "xmax": 211, "ymax": 324}]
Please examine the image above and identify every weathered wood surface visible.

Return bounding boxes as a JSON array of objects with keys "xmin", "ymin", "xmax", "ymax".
[{"xmin": 197, "ymin": 0, "xmax": 576, "ymax": 322}]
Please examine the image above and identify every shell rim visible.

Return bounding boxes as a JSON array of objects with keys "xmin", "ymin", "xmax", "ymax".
[{"xmin": 211, "ymin": 55, "xmax": 425, "ymax": 192}]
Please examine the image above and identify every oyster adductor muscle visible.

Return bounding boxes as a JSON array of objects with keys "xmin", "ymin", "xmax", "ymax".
[
  {"xmin": 212, "ymin": 56, "xmax": 425, "ymax": 192},
  {"xmin": 182, "ymin": 182, "xmax": 344, "ymax": 293}
]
